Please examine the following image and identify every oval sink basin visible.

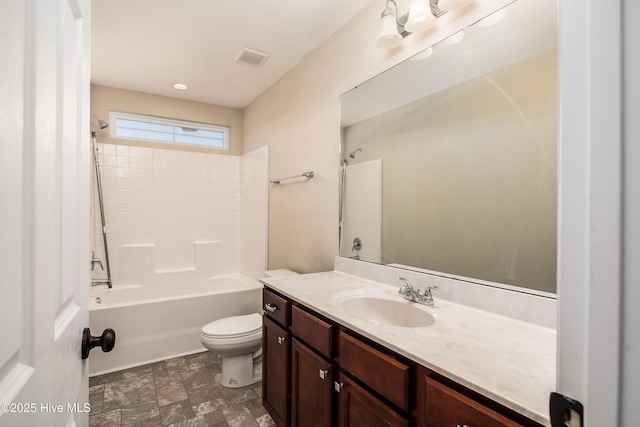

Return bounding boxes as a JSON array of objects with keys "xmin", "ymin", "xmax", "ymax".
[{"xmin": 341, "ymin": 297, "xmax": 435, "ymax": 328}]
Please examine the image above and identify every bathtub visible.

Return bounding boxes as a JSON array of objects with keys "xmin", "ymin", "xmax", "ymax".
[{"xmin": 88, "ymin": 273, "xmax": 262, "ymax": 375}]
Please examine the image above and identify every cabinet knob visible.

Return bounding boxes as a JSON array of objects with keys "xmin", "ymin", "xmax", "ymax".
[
  {"xmin": 277, "ymin": 336, "xmax": 286, "ymax": 344},
  {"xmin": 334, "ymin": 381, "xmax": 344, "ymax": 392},
  {"xmin": 319, "ymin": 370, "xmax": 329, "ymax": 380},
  {"xmin": 457, "ymin": 425, "xmax": 471, "ymax": 427},
  {"xmin": 264, "ymin": 303, "xmax": 278, "ymax": 313}
]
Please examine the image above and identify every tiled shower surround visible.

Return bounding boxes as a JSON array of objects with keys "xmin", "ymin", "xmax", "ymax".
[{"xmin": 91, "ymin": 144, "xmax": 268, "ymax": 285}]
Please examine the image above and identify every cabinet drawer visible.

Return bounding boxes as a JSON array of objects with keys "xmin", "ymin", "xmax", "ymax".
[
  {"xmin": 291, "ymin": 306, "xmax": 333, "ymax": 358},
  {"xmin": 425, "ymin": 376, "xmax": 525, "ymax": 427},
  {"xmin": 263, "ymin": 288, "xmax": 291, "ymax": 327},
  {"xmin": 338, "ymin": 331, "xmax": 410, "ymax": 412}
]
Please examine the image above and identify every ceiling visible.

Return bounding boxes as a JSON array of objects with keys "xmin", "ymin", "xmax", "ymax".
[{"xmin": 91, "ymin": 0, "xmax": 375, "ymax": 109}]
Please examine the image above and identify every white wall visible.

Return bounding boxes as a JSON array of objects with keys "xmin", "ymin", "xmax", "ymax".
[
  {"xmin": 244, "ymin": 0, "xmax": 514, "ymax": 273},
  {"xmin": 240, "ymin": 146, "xmax": 270, "ymax": 280}
]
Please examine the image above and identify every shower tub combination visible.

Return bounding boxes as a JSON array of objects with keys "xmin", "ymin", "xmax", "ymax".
[{"xmin": 88, "ymin": 273, "xmax": 262, "ymax": 375}]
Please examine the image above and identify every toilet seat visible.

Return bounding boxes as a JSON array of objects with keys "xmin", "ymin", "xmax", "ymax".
[{"xmin": 201, "ymin": 313, "xmax": 262, "ymax": 339}]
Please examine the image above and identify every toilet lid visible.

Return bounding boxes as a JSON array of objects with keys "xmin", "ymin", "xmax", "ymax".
[{"xmin": 202, "ymin": 313, "xmax": 262, "ymax": 338}]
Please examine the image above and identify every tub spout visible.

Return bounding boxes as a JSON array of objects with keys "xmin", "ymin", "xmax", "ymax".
[{"xmin": 92, "ymin": 278, "xmax": 112, "ymax": 289}]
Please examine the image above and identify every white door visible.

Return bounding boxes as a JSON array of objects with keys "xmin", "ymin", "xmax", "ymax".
[{"xmin": 0, "ymin": 0, "xmax": 92, "ymax": 426}]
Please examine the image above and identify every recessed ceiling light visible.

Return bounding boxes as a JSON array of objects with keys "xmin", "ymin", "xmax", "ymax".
[{"xmin": 171, "ymin": 82, "xmax": 189, "ymax": 90}]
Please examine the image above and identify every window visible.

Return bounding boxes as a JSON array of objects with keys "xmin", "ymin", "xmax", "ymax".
[{"xmin": 109, "ymin": 111, "xmax": 229, "ymax": 150}]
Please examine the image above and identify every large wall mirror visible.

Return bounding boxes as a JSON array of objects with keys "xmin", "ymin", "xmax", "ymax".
[{"xmin": 339, "ymin": 0, "xmax": 557, "ymax": 295}]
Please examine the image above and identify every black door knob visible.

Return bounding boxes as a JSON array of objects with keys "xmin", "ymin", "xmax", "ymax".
[{"xmin": 82, "ymin": 327, "xmax": 116, "ymax": 359}]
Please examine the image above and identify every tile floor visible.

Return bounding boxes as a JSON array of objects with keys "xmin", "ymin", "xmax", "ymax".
[{"xmin": 89, "ymin": 351, "xmax": 275, "ymax": 427}]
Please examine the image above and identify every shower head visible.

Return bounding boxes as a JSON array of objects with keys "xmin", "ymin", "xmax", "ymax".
[
  {"xmin": 349, "ymin": 147, "xmax": 362, "ymax": 159},
  {"xmin": 91, "ymin": 112, "xmax": 109, "ymax": 130}
]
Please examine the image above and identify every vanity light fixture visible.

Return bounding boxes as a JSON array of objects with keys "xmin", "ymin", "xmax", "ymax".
[
  {"xmin": 405, "ymin": 0, "xmax": 437, "ymax": 32},
  {"xmin": 375, "ymin": 0, "xmax": 475, "ymax": 49},
  {"xmin": 375, "ymin": 1, "xmax": 404, "ymax": 49},
  {"xmin": 375, "ymin": 0, "xmax": 452, "ymax": 49},
  {"xmin": 171, "ymin": 82, "xmax": 189, "ymax": 90},
  {"xmin": 436, "ymin": 0, "xmax": 473, "ymax": 12}
]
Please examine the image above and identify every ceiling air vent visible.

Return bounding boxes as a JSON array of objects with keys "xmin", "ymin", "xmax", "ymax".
[{"xmin": 234, "ymin": 47, "xmax": 270, "ymax": 67}]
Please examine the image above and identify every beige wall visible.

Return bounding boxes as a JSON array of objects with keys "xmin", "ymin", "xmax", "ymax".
[
  {"xmin": 90, "ymin": 84, "xmax": 244, "ymax": 156},
  {"xmin": 243, "ymin": 0, "xmax": 514, "ymax": 273}
]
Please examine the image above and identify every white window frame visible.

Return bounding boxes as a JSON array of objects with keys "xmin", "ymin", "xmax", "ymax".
[{"xmin": 109, "ymin": 111, "xmax": 230, "ymax": 150}]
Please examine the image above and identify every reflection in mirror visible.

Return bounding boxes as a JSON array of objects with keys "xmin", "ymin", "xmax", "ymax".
[{"xmin": 339, "ymin": 0, "xmax": 557, "ymax": 295}]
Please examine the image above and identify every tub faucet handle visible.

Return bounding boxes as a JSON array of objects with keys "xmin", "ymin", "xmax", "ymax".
[{"xmin": 91, "ymin": 251, "xmax": 104, "ymax": 271}]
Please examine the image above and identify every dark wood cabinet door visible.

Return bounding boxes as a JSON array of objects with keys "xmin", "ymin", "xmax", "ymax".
[
  {"xmin": 291, "ymin": 339, "xmax": 332, "ymax": 427},
  {"xmin": 425, "ymin": 376, "xmax": 525, "ymax": 427},
  {"xmin": 263, "ymin": 316, "xmax": 291, "ymax": 427},
  {"xmin": 336, "ymin": 372, "xmax": 409, "ymax": 427}
]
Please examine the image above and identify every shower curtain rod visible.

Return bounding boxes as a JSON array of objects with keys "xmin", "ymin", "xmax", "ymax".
[{"xmin": 269, "ymin": 171, "xmax": 314, "ymax": 184}]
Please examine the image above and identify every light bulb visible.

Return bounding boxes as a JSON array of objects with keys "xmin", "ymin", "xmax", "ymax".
[
  {"xmin": 375, "ymin": 8, "xmax": 403, "ymax": 49},
  {"xmin": 405, "ymin": 0, "xmax": 436, "ymax": 33}
]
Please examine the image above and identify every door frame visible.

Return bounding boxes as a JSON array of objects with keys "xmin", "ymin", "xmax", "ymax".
[{"xmin": 557, "ymin": 0, "xmax": 639, "ymax": 425}]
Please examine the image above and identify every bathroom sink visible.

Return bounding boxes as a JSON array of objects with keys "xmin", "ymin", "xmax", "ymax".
[{"xmin": 341, "ymin": 297, "xmax": 435, "ymax": 328}]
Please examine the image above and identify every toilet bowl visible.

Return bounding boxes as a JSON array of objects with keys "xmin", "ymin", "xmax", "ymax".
[{"xmin": 201, "ymin": 312, "xmax": 262, "ymax": 388}]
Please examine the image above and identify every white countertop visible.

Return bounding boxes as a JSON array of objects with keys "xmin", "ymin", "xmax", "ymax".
[{"xmin": 260, "ymin": 270, "xmax": 556, "ymax": 427}]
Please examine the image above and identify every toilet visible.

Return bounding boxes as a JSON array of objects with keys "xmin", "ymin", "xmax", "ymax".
[
  {"xmin": 200, "ymin": 313, "xmax": 263, "ymax": 388},
  {"xmin": 200, "ymin": 270, "xmax": 299, "ymax": 388}
]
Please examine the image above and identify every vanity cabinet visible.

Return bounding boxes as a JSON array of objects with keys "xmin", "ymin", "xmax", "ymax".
[
  {"xmin": 291, "ymin": 338, "xmax": 332, "ymax": 427},
  {"xmin": 262, "ymin": 286, "xmax": 543, "ymax": 427},
  {"xmin": 424, "ymin": 376, "xmax": 525, "ymax": 427},
  {"xmin": 338, "ymin": 331, "xmax": 410, "ymax": 412},
  {"xmin": 263, "ymin": 287, "xmax": 409, "ymax": 427},
  {"xmin": 336, "ymin": 372, "xmax": 409, "ymax": 427},
  {"xmin": 262, "ymin": 289, "xmax": 291, "ymax": 427}
]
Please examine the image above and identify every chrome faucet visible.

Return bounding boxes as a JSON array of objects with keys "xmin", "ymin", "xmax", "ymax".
[
  {"xmin": 398, "ymin": 277, "xmax": 438, "ymax": 306},
  {"xmin": 91, "ymin": 252, "xmax": 112, "ymax": 288},
  {"xmin": 91, "ymin": 251, "xmax": 104, "ymax": 271}
]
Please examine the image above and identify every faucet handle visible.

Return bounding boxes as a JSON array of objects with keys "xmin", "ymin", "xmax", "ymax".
[
  {"xmin": 419, "ymin": 285, "xmax": 438, "ymax": 306},
  {"xmin": 91, "ymin": 251, "xmax": 104, "ymax": 271},
  {"xmin": 421, "ymin": 285, "xmax": 438, "ymax": 296}
]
